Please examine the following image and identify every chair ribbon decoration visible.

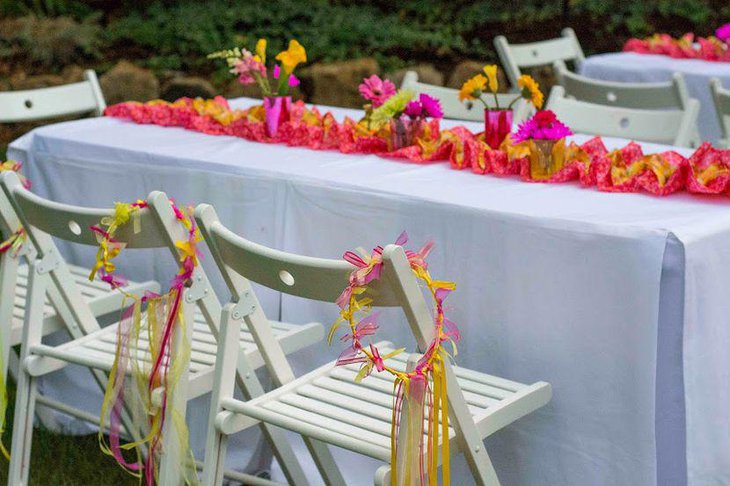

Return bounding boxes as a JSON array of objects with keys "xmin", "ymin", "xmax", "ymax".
[
  {"xmin": 90, "ymin": 200, "xmax": 201, "ymax": 486},
  {"xmin": 0, "ymin": 160, "xmax": 31, "ymax": 461},
  {"xmin": 329, "ymin": 232, "xmax": 460, "ymax": 486}
]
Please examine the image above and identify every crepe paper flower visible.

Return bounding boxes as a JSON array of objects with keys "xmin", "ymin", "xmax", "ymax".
[
  {"xmin": 513, "ymin": 109, "xmax": 573, "ymax": 143},
  {"xmin": 276, "ymin": 39, "xmax": 307, "ymax": 75},
  {"xmin": 483, "ymin": 65, "xmax": 499, "ymax": 93},
  {"xmin": 369, "ymin": 89, "xmax": 415, "ymax": 128},
  {"xmin": 255, "ymin": 38, "xmax": 267, "ymax": 64},
  {"xmin": 517, "ymin": 74, "xmax": 544, "ymax": 109},
  {"xmin": 458, "ymin": 74, "xmax": 487, "ymax": 102},
  {"xmin": 230, "ymin": 49, "xmax": 267, "ymax": 85},
  {"xmin": 359, "ymin": 74, "xmax": 397, "ymax": 108}
]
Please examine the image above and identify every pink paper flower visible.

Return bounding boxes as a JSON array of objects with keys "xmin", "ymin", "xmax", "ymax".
[
  {"xmin": 359, "ymin": 75, "xmax": 396, "ymax": 108},
  {"xmin": 513, "ymin": 110, "xmax": 573, "ymax": 143},
  {"xmin": 716, "ymin": 23, "xmax": 730, "ymax": 42},
  {"xmin": 404, "ymin": 100, "xmax": 423, "ymax": 118},
  {"xmin": 419, "ymin": 93, "xmax": 443, "ymax": 119}
]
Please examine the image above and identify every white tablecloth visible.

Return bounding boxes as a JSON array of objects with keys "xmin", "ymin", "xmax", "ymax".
[
  {"xmin": 580, "ymin": 52, "xmax": 730, "ymax": 145},
  {"xmin": 8, "ymin": 98, "xmax": 730, "ymax": 485}
]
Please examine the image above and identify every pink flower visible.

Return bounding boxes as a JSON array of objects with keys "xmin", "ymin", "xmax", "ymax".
[
  {"xmin": 404, "ymin": 100, "xmax": 422, "ymax": 118},
  {"xmin": 419, "ymin": 93, "xmax": 443, "ymax": 119},
  {"xmin": 513, "ymin": 109, "xmax": 573, "ymax": 143},
  {"xmin": 231, "ymin": 49, "xmax": 266, "ymax": 85},
  {"xmin": 716, "ymin": 23, "xmax": 730, "ymax": 42},
  {"xmin": 358, "ymin": 75, "xmax": 396, "ymax": 107},
  {"xmin": 273, "ymin": 65, "xmax": 300, "ymax": 87}
]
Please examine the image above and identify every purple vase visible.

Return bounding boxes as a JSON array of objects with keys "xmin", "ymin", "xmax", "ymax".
[
  {"xmin": 484, "ymin": 109, "xmax": 513, "ymax": 149},
  {"xmin": 389, "ymin": 117, "xmax": 423, "ymax": 150},
  {"xmin": 264, "ymin": 96, "xmax": 292, "ymax": 138}
]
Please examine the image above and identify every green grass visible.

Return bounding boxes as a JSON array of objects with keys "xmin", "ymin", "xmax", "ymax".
[{"xmin": 0, "ymin": 379, "xmax": 137, "ymax": 485}]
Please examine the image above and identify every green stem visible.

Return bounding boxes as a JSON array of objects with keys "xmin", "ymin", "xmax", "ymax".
[
  {"xmin": 276, "ymin": 66, "xmax": 289, "ymax": 96},
  {"xmin": 492, "ymin": 91, "xmax": 500, "ymax": 110},
  {"xmin": 507, "ymin": 94, "xmax": 521, "ymax": 110}
]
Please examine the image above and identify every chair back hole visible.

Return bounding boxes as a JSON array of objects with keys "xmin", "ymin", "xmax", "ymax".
[
  {"xmin": 279, "ymin": 270, "xmax": 295, "ymax": 286},
  {"xmin": 68, "ymin": 220, "xmax": 81, "ymax": 236},
  {"xmin": 532, "ymin": 49, "xmax": 538, "ymax": 57},
  {"xmin": 24, "ymin": 99, "xmax": 33, "ymax": 109},
  {"xmin": 619, "ymin": 117, "xmax": 630, "ymax": 129}
]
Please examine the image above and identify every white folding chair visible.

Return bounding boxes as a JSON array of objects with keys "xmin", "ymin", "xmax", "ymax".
[
  {"xmin": 546, "ymin": 85, "xmax": 700, "ymax": 148},
  {"xmin": 401, "ymin": 71, "xmax": 531, "ymax": 124},
  {"xmin": 0, "ymin": 171, "xmax": 323, "ymax": 485},
  {"xmin": 554, "ymin": 61, "xmax": 701, "ymax": 147},
  {"xmin": 710, "ymin": 78, "xmax": 730, "ymax": 148},
  {"xmin": 196, "ymin": 203, "xmax": 552, "ymax": 486},
  {"xmin": 0, "ymin": 176, "xmax": 158, "ymax": 428},
  {"xmin": 494, "ymin": 28, "xmax": 585, "ymax": 90},
  {"xmin": 0, "ymin": 70, "xmax": 106, "ymax": 123}
]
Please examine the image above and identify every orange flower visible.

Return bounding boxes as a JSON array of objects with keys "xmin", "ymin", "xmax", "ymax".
[
  {"xmin": 276, "ymin": 39, "xmax": 307, "ymax": 74},
  {"xmin": 459, "ymin": 74, "xmax": 487, "ymax": 102},
  {"xmin": 482, "ymin": 65, "xmax": 499, "ymax": 93},
  {"xmin": 517, "ymin": 75, "xmax": 543, "ymax": 108}
]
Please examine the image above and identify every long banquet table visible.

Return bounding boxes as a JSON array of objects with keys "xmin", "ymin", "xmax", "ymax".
[
  {"xmin": 8, "ymin": 98, "xmax": 730, "ymax": 485},
  {"xmin": 581, "ymin": 52, "xmax": 730, "ymax": 146}
]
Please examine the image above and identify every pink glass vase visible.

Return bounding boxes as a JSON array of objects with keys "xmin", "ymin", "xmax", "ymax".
[
  {"xmin": 264, "ymin": 95, "xmax": 292, "ymax": 138},
  {"xmin": 484, "ymin": 109, "xmax": 513, "ymax": 149}
]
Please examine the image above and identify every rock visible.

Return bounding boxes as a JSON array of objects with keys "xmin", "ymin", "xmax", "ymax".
[
  {"xmin": 61, "ymin": 65, "xmax": 85, "ymax": 83},
  {"xmin": 161, "ymin": 76, "xmax": 217, "ymax": 101},
  {"xmin": 10, "ymin": 74, "xmax": 65, "ymax": 90},
  {"xmin": 301, "ymin": 58, "xmax": 379, "ymax": 108},
  {"xmin": 387, "ymin": 64, "xmax": 444, "ymax": 88},
  {"xmin": 447, "ymin": 61, "xmax": 511, "ymax": 93},
  {"xmin": 100, "ymin": 61, "xmax": 160, "ymax": 105}
]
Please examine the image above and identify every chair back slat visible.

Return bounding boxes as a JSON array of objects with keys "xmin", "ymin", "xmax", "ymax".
[
  {"xmin": 546, "ymin": 86, "xmax": 699, "ymax": 147},
  {"xmin": 711, "ymin": 78, "xmax": 730, "ymax": 148},
  {"xmin": 400, "ymin": 71, "xmax": 530, "ymax": 124},
  {"xmin": 196, "ymin": 204, "xmax": 401, "ymax": 307},
  {"xmin": 0, "ymin": 70, "xmax": 106, "ymax": 123},
  {"xmin": 1, "ymin": 171, "xmax": 169, "ymax": 249},
  {"xmin": 555, "ymin": 62, "xmax": 689, "ymax": 110},
  {"xmin": 495, "ymin": 28, "xmax": 585, "ymax": 88}
]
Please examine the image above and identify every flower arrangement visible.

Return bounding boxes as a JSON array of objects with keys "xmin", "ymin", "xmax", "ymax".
[
  {"xmin": 623, "ymin": 31, "xmax": 730, "ymax": 62},
  {"xmin": 208, "ymin": 39, "xmax": 306, "ymax": 97},
  {"xmin": 458, "ymin": 65, "xmax": 543, "ymax": 110},
  {"xmin": 513, "ymin": 110, "xmax": 572, "ymax": 143}
]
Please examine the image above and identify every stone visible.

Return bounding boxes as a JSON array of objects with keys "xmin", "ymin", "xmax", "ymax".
[
  {"xmin": 100, "ymin": 61, "xmax": 160, "ymax": 105},
  {"xmin": 447, "ymin": 60, "xmax": 510, "ymax": 93},
  {"xmin": 10, "ymin": 74, "xmax": 64, "ymax": 90},
  {"xmin": 301, "ymin": 58, "xmax": 379, "ymax": 108},
  {"xmin": 387, "ymin": 64, "xmax": 444, "ymax": 88},
  {"xmin": 61, "ymin": 65, "xmax": 85, "ymax": 83},
  {"xmin": 161, "ymin": 76, "xmax": 217, "ymax": 101}
]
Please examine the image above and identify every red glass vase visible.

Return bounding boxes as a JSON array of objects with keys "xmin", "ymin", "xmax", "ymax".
[
  {"xmin": 484, "ymin": 109, "xmax": 513, "ymax": 149},
  {"xmin": 263, "ymin": 95, "xmax": 292, "ymax": 138},
  {"xmin": 389, "ymin": 117, "xmax": 422, "ymax": 150}
]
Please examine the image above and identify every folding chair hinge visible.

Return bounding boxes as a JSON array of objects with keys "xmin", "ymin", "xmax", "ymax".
[
  {"xmin": 184, "ymin": 273, "xmax": 210, "ymax": 303},
  {"xmin": 35, "ymin": 250, "xmax": 60, "ymax": 275},
  {"xmin": 230, "ymin": 290, "xmax": 257, "ymax": 321}
]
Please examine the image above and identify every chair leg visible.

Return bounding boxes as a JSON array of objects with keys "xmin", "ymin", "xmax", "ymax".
[
  {"xmin": 374, "ymin": 465, "xmax": 391, "ymax": 486},
  {"xmin": 303, "ymin": 437, "xmax": 347, "ymax": 486},
  {"xmin": 8, "ymin": 372, "xmax": 37, "ymax": 486}
]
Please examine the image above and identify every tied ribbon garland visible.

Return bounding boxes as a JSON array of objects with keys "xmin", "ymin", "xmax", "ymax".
[
  {"xmin": 329, "ymin": 232, "xmax": 459, "ymax": 486},
  {"xmin": 91, "ymin": 200, "xmax": 202, "ymax": 486},
  {"xmin": 624, "ymin": 33, "xmax": 730, "ymax": 62},
  {"xmin": 105, "ymin": 97, "xmax": 730, "ymax": 197}
]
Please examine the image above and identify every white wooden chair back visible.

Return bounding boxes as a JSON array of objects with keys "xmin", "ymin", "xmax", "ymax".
[
  {"xmin": 0, "ymin": 70, "xmax": 106, "ymax": 123},
  {"xmin": 0, "ymin": 171, "xmax": 220, "ymax": 335},
  {"xmin": 546, "ymin": 86, "xmax": 700, "ymax": 148},
  {"xmin": 494, "ymin": 28, "xmax": 585, "ymax": 89},
  {"xmin": 401, "ymin": 71, "xmax": 530, "ymax": 124},
  {"xmin": 710, "ymin": 78, "xmax": 730, "ymax": 148},
  {"xmin": 554, "ymin": 60, "xmax": 691, "ymax": 109}
]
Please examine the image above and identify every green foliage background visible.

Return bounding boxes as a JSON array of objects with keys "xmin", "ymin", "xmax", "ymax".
[{"xmin": 2, "ymin": 0, "xmax": 730, "ymax": 76}]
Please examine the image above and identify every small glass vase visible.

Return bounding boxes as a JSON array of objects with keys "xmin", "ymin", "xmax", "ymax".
[
  {"xmin": 263, "ymin": 95, "xmax": 292, "ymax": 138},
  {"xmin": 529, "ymin": 138, "xmax": 564, "ymax": 180},
  {"xmin": 389, "ymin": 117, "xmax": 422, "ymax": 150},
  {"xmin": 484, "ymin": 109, "xmax": 513, "ymax": 149}
]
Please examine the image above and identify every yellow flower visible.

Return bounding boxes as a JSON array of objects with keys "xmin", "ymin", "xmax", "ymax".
[
  {"xmin": 255, "ymin": 38, "xmax": 267, "ymax": 64},
  {"xmin": 518, "ymin": 75, "xmax": 543, "ymax": 108},
  {"xmin": 458, "ymin": 74, "xmax": 487, "ymax": 102},
  {"xmin": 276, "ymin": 39, "xmax": 307, "ymax": 74},
  {"xmin": 483, "ymin": 65, "xmax": 499, "ymax": 93}
]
